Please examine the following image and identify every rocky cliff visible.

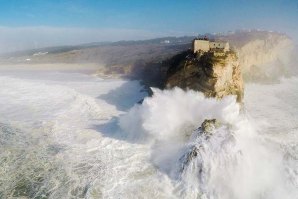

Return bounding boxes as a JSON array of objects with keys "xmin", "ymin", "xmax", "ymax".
[
  {"xmin": 220, "ymin": 31, "xmax": 294, "ymax": 81},
  {"xmin": 165, "ymin": 50, "xmax": 243, "ymax": 102}
]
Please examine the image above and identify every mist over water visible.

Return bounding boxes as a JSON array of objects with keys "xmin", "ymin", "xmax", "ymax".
[
  {"xmin": 0, "ymin": 70, "xmax": 297, "ymax": 198},
  {"xmin": 120, "ymin": 86, "xmax": 298, "ymax": 199}
]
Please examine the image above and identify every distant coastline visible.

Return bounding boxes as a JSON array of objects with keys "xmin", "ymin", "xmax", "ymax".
[{"xmin": 0, "ymin": 63, "xmax": 103, "ymax": 73}]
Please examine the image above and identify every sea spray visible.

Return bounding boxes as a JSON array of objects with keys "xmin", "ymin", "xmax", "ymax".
[
  {"xmin": 0, "ymin": 72, "xmax": 297, "ymax": 198},
  {"xmin": 119, "ymin": 87, "xmax": 240, "ymax": 142},
  {"xmin": 120, "ymin": 87, "xmax": 297, "ymax": 199}
]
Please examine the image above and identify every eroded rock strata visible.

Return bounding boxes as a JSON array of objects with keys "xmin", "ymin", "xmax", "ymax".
[{"xmin": 165, "ymin": 50, "xmax": 244, "ymax": 102}]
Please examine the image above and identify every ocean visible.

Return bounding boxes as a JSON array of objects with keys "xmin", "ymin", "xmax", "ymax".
[{"xmin": 0, "ymin": 70, "xmax": 297, "ymax": 199}]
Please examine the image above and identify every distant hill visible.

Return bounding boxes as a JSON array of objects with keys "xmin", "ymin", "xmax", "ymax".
[
  {"xmin": 0, "ymin": 30, "xmax": 293, "ymax": 86},
  {"xmin": 0, "ymin": 36, "xmax": 195, "ymax": 60}
]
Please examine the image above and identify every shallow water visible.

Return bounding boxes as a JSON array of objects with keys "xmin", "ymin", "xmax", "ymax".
[{"xmin": 0, "ymin": 71, "xmax": 297, "ymax": 198}]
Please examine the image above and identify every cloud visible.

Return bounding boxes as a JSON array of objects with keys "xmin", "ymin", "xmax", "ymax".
[{"xmin": 0, "ymin": 26, "xmax": 172, "ymax": 54}]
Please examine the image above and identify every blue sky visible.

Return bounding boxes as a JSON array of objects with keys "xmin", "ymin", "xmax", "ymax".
[{"xmin": 0, "ymin": 0, "xmax": 297, "ymax": 52}]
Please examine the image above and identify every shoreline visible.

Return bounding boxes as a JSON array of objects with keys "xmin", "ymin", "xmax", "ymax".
[{"xmin": 0, "ymin": 63, "xmax": 104, "ymax": 74}]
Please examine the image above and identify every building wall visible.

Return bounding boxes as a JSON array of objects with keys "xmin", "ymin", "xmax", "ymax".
[
  {"xmin": 210, "ymin": 42, "xmax": 229, "ymax": 52},
  {"xmin": 193, "ymin": 40, "xmax": 230, "ymax": 53},
  {"xmin": 193, "ymin": 40, "xmax": 210, "ymax": 53},
  {"xmin": 224, "ymin": 43, "xmax": 230, "ymax": 52},
  {"xmin": 210, "ymin": 42, "xmax": 225, "ymax": 48}
]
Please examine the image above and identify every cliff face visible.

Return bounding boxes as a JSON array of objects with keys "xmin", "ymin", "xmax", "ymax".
[
  {"xmin": 163, "ymin": 31, "xmax": 295, "ymax": 103},
  {"xmin": 222, "ymin": 32, "xmax": 294, "ymax": 81},
  {"xmin": 165, "ymin": 50, "xmax": 243, "ymax": 102}
]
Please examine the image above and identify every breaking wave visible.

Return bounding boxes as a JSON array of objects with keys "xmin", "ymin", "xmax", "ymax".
[
  {"xmin": 120, "ymin": 87, "xmax": 298, "ymax": 199},
  {"xmin": 0, "ymin": 72, "xmax": 297, "ymax": 199}
]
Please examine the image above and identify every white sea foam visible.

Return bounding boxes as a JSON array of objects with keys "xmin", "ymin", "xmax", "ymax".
[
  {"xmin": 120, "ymin": 88, "xmax": 240, "ymax": 142},
  {"xmin": 0, "ymin": 71, "xmax": 297, "ymax": 199},
  {"xmin": 120, "ymin": 87, "xmax": 298, "ymax": 199}
]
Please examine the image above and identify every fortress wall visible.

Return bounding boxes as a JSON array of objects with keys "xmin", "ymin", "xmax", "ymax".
[{"xmin": 193, "ymin": 40, "xmax": 210, "ymax": 52}]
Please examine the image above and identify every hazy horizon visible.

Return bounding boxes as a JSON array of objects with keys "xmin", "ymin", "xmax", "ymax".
[
  {"xmin": 0, "ymin": 0, "xmax": 297, "ymax": 53},
  {"xmin": 1, "ymin": 1, "xmax": 298, "ymax": 198}
]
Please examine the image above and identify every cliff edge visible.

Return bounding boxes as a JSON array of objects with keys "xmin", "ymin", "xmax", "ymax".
[{"xmin": 165, "ymin": 49, "xmax": 243, "ymax": 102}]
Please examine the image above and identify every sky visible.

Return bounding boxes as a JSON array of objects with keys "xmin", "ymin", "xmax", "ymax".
[{"xmin": 0, "ymin": 0, "xmax": 297, "ymax": 53}]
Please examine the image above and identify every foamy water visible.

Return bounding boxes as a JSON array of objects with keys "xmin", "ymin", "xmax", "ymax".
[{"xmin": 0, "ymin": 71, "xmax": 297, "ymax": 198}]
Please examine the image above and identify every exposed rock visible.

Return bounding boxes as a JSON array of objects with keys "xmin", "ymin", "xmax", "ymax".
[
  {"xmin": 201, "ymin": 119, "xmax": 220, "ymax": 134},
  {"xmin": 165, "ymin": 50, "xmax": 244, "ymax": 102},
  {"xmin": 179, "ymin": 146, "xmax": 200, "ymax": 173},
  {"xmin": 179, "ymin": 119, "xmax": 224, "ymax": 172}
]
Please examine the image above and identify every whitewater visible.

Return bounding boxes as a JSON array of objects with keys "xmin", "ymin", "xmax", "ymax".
[{"xmin": 0, "ymin": 70, "xmax": 297, "ymax": 199}]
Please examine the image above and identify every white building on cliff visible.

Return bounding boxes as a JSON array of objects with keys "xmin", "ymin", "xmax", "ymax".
[{"xmin": 193, "ymin": 38, "xmax": 229, "ymax": 53}]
